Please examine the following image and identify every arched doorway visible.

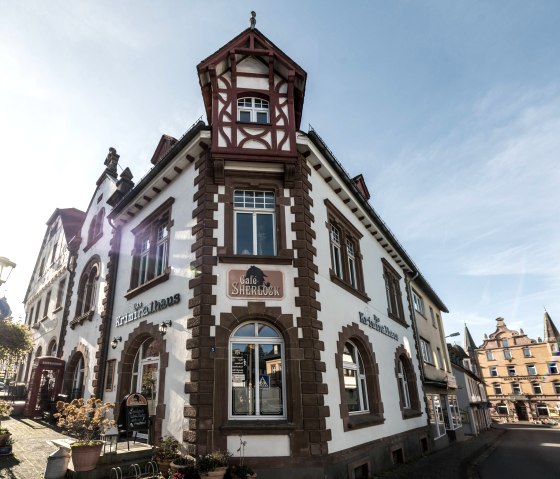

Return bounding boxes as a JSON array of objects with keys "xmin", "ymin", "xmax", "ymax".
[
  {"xmin": 515, "ymin": 401, "xmax": 528, "ymax": 420},
  {"xmin": 131, "ymin": 338, "xmax": 161, "ymax": 417}
]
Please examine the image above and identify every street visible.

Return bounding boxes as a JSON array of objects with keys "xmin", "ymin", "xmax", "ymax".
[{"xmin": 479, "ymin": 423, "xmax": 560, "ymax": 478}]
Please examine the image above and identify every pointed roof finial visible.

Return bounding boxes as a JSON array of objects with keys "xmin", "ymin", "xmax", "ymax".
[
  {"xmin": 250, "ymin": 11, "xmax": 256, "ymax": 30},
  {"xmin": 544, "ymin": 310, "xmax": 560, "ymax": 342}
]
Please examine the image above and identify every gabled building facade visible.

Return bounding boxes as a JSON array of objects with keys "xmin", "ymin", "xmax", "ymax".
[
  {"xmin": 23, "ymin": 23, "xmax": 453, "ymax": 478},
  {"xmin": 477, "ymin": 315, "xmax": 560, "ymax": 423}
]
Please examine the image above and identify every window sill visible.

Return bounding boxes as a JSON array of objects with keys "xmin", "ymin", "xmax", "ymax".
[
  {"xmin": 83, "ymin": 233, "xmax": 103, "ymax": 253},
  {"xmin": 236, "ymin": 121, "xmax": 271, "ymax": 127},
  {"xmin": 69, "ymin": 310, "xmax": 94, "ymax": 329},
  {"xmin": 387, "ymin": 312, "xmax": 409, "ymax": 328},
  {"xmin": 219, "ymin": 255, "xmax": 293, "ymax": 265},
  {"xmin": 402, "ymin": 409, "xmax": 423, "ymax": 419},
  {"xmin": 31, "ymin": 323, "xmax": 40, "ymax": 330},
  {"xmin": 221, "ymin": 420, "xmax": 295, "ymax": 435},
  {"xmin": 344, "ymin": 412, "xmax": 385, "ymax": 431},
  {"xmin": 126, "ymin": 270, "xmax": 171, "ymax": 300},
  {"xmin": 53, "ymin": 306, "xmax": 63, "ymax": 314},
  {"xmin": 329, "ymin": 273, "xmax": 370, "ymax": 303}
]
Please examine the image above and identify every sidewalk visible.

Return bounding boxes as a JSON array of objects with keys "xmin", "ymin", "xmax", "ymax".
[
  {"xmin": 374, "ymin": 426, "xmax": 506, "ymax": 479},
  {"xmin": 0, "ymin": 414, "xmax": 70, "ymax": 479}
]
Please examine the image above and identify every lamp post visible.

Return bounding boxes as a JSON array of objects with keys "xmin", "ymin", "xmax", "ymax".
[{"xmin": 0, "ymin": 257, "xmax": 16, "ymax": 286}]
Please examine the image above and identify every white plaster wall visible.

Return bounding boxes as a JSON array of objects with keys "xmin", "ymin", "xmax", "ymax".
[
  {"xmin": 306, "ymin": 160, "xmax": 427, "ymax": 453},
  {"xmin": 108, "ymin": 155, "xmax": 198, "ymax": 441}
]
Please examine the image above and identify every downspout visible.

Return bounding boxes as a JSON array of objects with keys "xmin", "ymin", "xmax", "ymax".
[{"xmin": 96, "ymin": 218, "xmax": 121, "ymax": 400}]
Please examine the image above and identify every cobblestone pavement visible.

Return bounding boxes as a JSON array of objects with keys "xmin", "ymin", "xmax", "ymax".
[
  {"xmin": 374, "ymin": 426, "xmax": 506, "ymax": 479},
  {"xmin": 0, "ymin": 415, "xmax": 70, "ymax": 479}
]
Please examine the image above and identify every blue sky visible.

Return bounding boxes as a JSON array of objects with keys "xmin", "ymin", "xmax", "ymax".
[{"xmin": 2, "ymin": 1, "xmax": 560, "ymax": 348}]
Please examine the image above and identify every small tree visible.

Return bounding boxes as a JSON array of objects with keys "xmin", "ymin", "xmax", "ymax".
[{"xmin": 0, "ymin": 319, "xmax": 33, "ymax": 381}]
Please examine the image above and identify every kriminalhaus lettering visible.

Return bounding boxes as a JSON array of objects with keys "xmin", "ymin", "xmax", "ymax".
[{"xmin": 116, "ymin": 293, "xmax": 180, "ymax": 327}]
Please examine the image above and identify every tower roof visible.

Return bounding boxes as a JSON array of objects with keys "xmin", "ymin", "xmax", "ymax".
[
  {"xmin": 464, "ymin": 324, "xmax": 478, "ymax": 352},
  {"xmin": 544, "ymin": 310, "xmax": 560, "ymax": 342}
]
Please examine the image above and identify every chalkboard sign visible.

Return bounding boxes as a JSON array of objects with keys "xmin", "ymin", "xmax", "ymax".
[{"xmin": 118, "ymin": 393, "xmax": 150, "ymax": 431}]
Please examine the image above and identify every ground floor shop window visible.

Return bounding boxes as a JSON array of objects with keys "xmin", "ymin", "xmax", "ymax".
[
  {"xmin": 229, "ymin": 321, "xmax": 285, "ymax": 419},
  {"xmin": 427, "ymin": 394, "xmax": 446, "ymax": 439},
  {"xmin": 445, "ymin": 395, "xmax": 461, "ymax": 429},
  {"xmin": 496, "ymin": 403, "xmax": 508, "ymax": 415},
  {"xmin": 131, "ymin": 338, "xmax": 160, "ymax": 416}
]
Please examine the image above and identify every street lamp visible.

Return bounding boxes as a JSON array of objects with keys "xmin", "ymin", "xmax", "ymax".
[
  {"xmin": 446, "ymin": 332, "xmax": 460, "ymax": 338},
  {"xmin": 0, "ymin": 257, "xmax": 16, "ymax": 286}
]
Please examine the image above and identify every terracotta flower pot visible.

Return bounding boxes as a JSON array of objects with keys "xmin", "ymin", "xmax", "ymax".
[
  {"xmin": 203, "ymin": 466, "xmax": 228, "ymax": 477},
  {"xmin": 71, "ymin": 443, "xmax": 103, "ymax": 472}
]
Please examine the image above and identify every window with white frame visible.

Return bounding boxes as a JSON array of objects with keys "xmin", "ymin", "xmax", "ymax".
[
  {"xmin": 554, "ymin": 382, "xmax": 560, "ymax": 394},
  {"xmin": 489, "ymin": 366, "xmax": 498, "ymax": 377},
  {"xmin": 330, "ymin": 226, "xmax": 343, "ymax": 279},
  {"xmin": 549, "ymin": 362, "xmax": 558, "ymax": 374},
  {"xmin": 420, "ymin": 338, "xmax": 434, "ymax": 364},
  {"xmin": 237, "ymin": 97, "xmax": 270, "ymax": 124},
  {"xmin": 512, "ymin": 383, "xmax": 522, "ymax": 394},
  {"xmin": 346, "ymin": 238, "xmax": 357, "ymax": 288},
  {"xmin": 504, "ymin": 349, "xmax": 512, "ymax": 360},
  {"xmin": 230, "ymin": 321, "xmax": 285, "ymax": 419},
  {"xmin": 429, "ymin": 306, "xmax": 436, "ymax": 327},
  {"xmin": 493, "ymin": 383, "xmax": 503, "ymax": 395},
  {"xmin": 427, "ymin": 394, "xmax": 446, "ymax": 439},
  {"xmin": 131, "ymin": 338, "xmax": 160, "ymax": 416},
  {"xmin": 486, "ymin": 350, "xmax": 494, "ymax": 360},
  {"xmin": 446, "ymin": 395, "xmax": 461, "ymax": 430},
  {"xmin": 536, "ymin": 404, "xmax": 549, "ymax": 416},
  {"xmin": 523, "ymin": 346, "xmax": 532, "ymax": 357},
  {"xmin": 507, "ymin": 365, "xmax": 516, "ymax": 376},
  {"xmin": 343, "ymin": 341, "xmax": 369, "ymax": 414},
  {"xmin": 496, "ymin": 403, "xmax": 508, "ymax": 415},
  {"xmin": 412, "ymin": 289, "xmax": 425, "ymax": 316},
  {"xmin": 532, "ymin": 382, "xmax": 542, "ymax": 395},
  {"xmin": 130, "ymin": 199, "xmax": 173, "ymax": 292},
  {"xmin": 527, "ymin": 364, "xmax": 537, "ymax": 375},
  {"xmin": 234, "ymin": 190, "xmax": 276, "ymax": 256},
  {"xmin": 396, "ymin": 358, "xmax": 411, "ymax": 409}
]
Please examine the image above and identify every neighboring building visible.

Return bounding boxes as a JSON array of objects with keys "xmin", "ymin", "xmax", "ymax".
[
  {"xmin": 448, "ymin": 326, "xmax": 491, "ymax": 436},
  {"xmin": 22, "ymin": 23, "xmax": 453, "ymax": 478},
  {"xmin": 477, "ymin": 315, "xmax": 560, "ymax": 423},
  {"xmin": 409, "ymin": 281, "xmax": 462, "ymax": 448},
  {"xmin": 20, "ymin": 208, "xmax": 85, "ymax": 382},
  {"xmin": 20, "ymin": 207, "xmax": 85, "ymax": 416}
]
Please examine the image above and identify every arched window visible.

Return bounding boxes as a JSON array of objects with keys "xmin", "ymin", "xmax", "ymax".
[
  {"xmin": 237, "ymin": 97, "xmax": 269, "ymax": 124},
  {"xmin": 394, "ymin": 347, "xmax": 421, "ymax": 418},
  {"xmin": 229, "ymin": 321, "xmax": 285, "ymax": 419},
  {"xmin": 71, "ymin": 354, "xmax": 85, "ymax": 399},
  {"xmin": 131, "ymin": 338, "xmax": 160, "ymax": 415},
  {"xmin": 75, "ymin": 259, "xmax": 100, "ymax": 318},
  {"xmin": 86, "ymin": 208, "xmax": 105, "ymax": 247},
  {"xmin": 36, "ymin": 346, "xmax": 43, "ymax": 359},
  {"xmin": 47, "ymin": 339, "xmax": 57, "ymax": 357},
  {"xmin": 343, "ymin": 341, "xmax": 369, "ymax": 413}
]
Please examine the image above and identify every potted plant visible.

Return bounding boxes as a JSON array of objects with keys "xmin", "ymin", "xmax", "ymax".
[
  {"xmin": 0, "ymin": 400, "xmax": 14, "ymax": 455},
  {"xmin": 197, "ymin": 450, "xmax": 232, "ymax": 478},
  {"xmin": 230, "ymin": 435, "xmax": 256, "ymax": 479},
  {"xmin": 153, "ymin": 435, "xmax": 181, "ymax": 477},
  {"xmin": 54, "ymin": 397, "xmax": 116, "ymax": 472},
  {"xmin": 0, "ymin": 435, "xmax": 14, "ymax": 456},
  {"xmin": 170, "ymin": 455, "xmax": 198, "ymax": 478}
]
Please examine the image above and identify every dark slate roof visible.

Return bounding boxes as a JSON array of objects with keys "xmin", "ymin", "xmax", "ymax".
[{"xmin": 544, "ymin": 311, "xmax": 560, "ymax": 342}]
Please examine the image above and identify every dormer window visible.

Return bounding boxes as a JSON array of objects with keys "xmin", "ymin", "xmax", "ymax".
[{"xmin": 238, "ymin": 97, "xmax": 269, "ymax": 124}]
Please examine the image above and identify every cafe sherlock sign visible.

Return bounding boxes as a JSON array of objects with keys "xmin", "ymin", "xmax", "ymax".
[
  {"xmin": 227, "ymin": 266, "xmax": 283, "ymax": 299},
  {"xmin": 359, "ymin": 311, "xmax": 399, "ymax": 341},
  {"xmin": 115, "ymin": 293, "xmax": 180, "ymax": 327}
]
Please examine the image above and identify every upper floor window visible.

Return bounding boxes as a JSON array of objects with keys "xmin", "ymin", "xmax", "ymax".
[
  {"xmin": 512, "ymin": 383, "xmax": 522, "ymax": 394},
  {"xmin": 532, "ymin": 382, "xmax": 542, "ymax": 395},
  {"xmin": 43, "ymin": 290, "xmax": 51, "ymax": 318},
  {"xmin": 429, "ymin": 306, "xmax": 437, "ymax": 327},
  {"xmin": 234, "ymin": 191, "xmax": 275, "ymax": 256},
  {"xmin": 527, "ymin": 364, "xmax": 537, "ymax": 375},
  {"xmin": 237, "ymin": 97, "xmax": 269, "ymax": 124},
  {"xmin": 325, "ymin": 200, "xmax": 366, "ymax": 299},
  {"xmin": 489, "ymin": 366, "xmax": 498, "ymax": 377},
  {"xmin": 383, "ymin": 260, "xmax": 404, "ymax": 324},
  {"xmin": 420, "ymin": 338, "xmax": 434, "ymax": 364},
  {"xmin": 75, "ymin": 259, "xmax": 100, "ymax": 318},
  {"xmin": 436, "ymin": 347, "xmax": 445, "ymax": 370},
  {"xmin": 86, "ymin": 208, "xmax": 105, "ymax": 249},
  {"xmin": 507, "ymin": 365, "xmax": 516, "ymax": 376},
  {"xmin": 502, "ymin": 339, "xmax": 509, "ymax": 347},
  {"xmin": 554, "ymin": 382, "xmax": 560, "ymax": 394},
  {"xmin": 493, "ymin": 383, "xmax": 503, "ymax": 395},
  {"xmin": 523, "ymin": 346, "xmax": 532, "ymax": 357},
  {"xmin": 486, "ymin": 350, "xmax": 494, "ymax": 360},
  {"xmin": 229, "ymin": 321, "xmax": 285, "ymax": 419},
  {"xmin": 130, "ymin": 199, "xmax": 173, "ymax": 292},
  {"xmin": 504, "ymin": 349, "xmax": 512, "ymax": 360},
  {"xmin": 412, "ymin": 289, "xmax": 425, "ymax": 316},
  {"xmin": 549, "ymin": 362, "xmax": 558, "ymax": 374},
  {"xmin": 55, "ymin": 279, "xmax": 66, "ymax": 309}
]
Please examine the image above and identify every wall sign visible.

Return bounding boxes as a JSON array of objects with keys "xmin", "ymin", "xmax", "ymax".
[
  {"xmin": 359, "ymin": 311, "xmax": 399, "ymax": 341},
  {"xmin": 115, "ymin": 293, "xmax": 180, "ymax": 327},
  {"xmin": 118, "ymin": 393, "xmax": 150, "ymax": 431},
  {"xmin": 227, "ymin": 267, "xmax": 283, "ymax": 299}
]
